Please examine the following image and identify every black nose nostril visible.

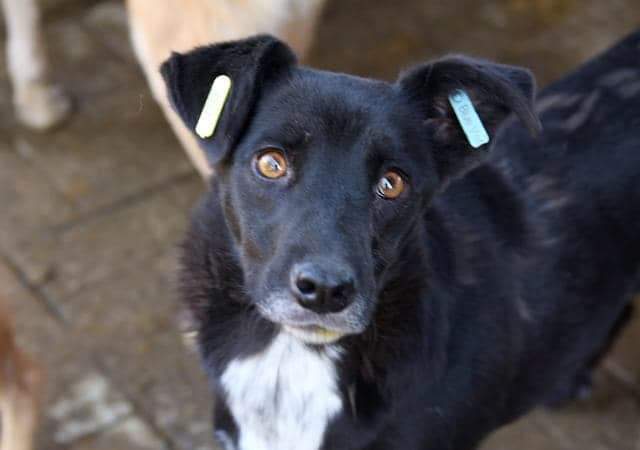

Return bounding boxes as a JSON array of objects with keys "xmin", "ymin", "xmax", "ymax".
[
  {"xmin": 291, "ymin": 263, "xmax": 356, "ymax": 313},
  {"xmin": 331, "ymin": 282, "xmax": 354, "ymax": 302},
  {"xmin": 296, "ymin": 277, "xmax": 317, "ymax": 297}
]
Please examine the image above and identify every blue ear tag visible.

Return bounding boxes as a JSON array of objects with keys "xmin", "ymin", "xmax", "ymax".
[{"xmin": 448, "ymin": 89, "xmax": 490, "ymax": 149}]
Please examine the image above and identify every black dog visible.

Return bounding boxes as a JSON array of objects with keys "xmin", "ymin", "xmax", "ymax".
[{"xmin": 161, "ymin": 30, "xmax": 640, "ymax": 450}]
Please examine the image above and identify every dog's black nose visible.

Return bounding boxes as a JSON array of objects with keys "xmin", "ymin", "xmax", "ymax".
[{"xmin": 290, "ymin": 262, "xmax": 355, "ymax": 314}]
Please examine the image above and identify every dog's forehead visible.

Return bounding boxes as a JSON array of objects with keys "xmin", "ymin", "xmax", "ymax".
[
  {"xmin": 260, "ymin": 69, "xmax": 402, "ymax": 130},
  {"xmin": 250, "ymin": 68, "xmax": 419, "ymax": 154}
]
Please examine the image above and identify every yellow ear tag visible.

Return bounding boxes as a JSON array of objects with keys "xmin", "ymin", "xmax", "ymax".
[{"xmin": 195, "ymin": 74, "xmax": 232, "ymax": 139}]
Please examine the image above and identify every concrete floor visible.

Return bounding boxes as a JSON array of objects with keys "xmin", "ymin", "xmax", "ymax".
[{"xmin": 0, "ymin": 0, "xmax": 638, "ymax": 449}]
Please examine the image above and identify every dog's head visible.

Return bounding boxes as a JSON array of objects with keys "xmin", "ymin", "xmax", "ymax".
[{"xmin": 162, "ymin": 35, "xmax": 539, "ymax": 345}]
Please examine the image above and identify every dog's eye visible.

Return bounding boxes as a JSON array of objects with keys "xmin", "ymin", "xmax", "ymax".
[
  {"xmin": 376, "ymin": 171, "xmax": 405, "ymax": 199},
  {"xmin": 256, "ymin": 149, "xmax": 288, "ymax": 179}
]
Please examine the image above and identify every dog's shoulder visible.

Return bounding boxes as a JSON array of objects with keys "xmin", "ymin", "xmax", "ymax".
[{"xmin": 430, "ymin": 163, "xmax": 534, "ymax": 265}]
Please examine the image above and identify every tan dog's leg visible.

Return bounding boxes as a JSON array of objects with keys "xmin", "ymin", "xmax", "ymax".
[
  {"xmin": 1, "ymin": 0, "xmax": 71, "ymax": 130},
  {"xmin": 0, "ymin": 352, "xmax": 42, "ymax": 450}
]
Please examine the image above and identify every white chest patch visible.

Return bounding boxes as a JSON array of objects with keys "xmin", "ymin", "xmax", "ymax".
[{"xmin": 220, "ymin": 333, "xmax": 343, "ymax": 450}]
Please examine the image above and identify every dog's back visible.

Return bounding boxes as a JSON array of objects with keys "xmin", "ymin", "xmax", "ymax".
[
  {"xmin": 489, "ymin": 29, "xmax": 640, "ymax": 408},
  {"xmin": 497, "ymin": 30, "xmax": 640, "ymax": 224},
  {"xmin": 496, "ymin": 30, "xmax": 640, "ymax": 299}
]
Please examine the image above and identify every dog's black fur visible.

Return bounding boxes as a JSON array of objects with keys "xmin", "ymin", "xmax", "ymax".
[{"xmin": 161, "ymin": 30, "xmax": 640, "ymax": 450}]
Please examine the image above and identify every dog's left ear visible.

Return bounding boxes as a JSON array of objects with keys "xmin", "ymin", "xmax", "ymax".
[
  {"xmin": 160, "ymin": 35, "xmax": 297, "ymax": 165},
  {"xmin": 398, "ymin": 55, "xmax": 541, "ymax": 183}
]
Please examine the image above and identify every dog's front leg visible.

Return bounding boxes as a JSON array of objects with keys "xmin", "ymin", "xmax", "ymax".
[{"xmin": 1, "ymin": 0, "xmax": 71, "ymax": 130}]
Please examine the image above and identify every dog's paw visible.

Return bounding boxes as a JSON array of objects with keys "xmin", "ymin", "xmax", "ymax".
[{"xmin": 14, "ymin": 81, "xmax": 72, "ymax": 131}]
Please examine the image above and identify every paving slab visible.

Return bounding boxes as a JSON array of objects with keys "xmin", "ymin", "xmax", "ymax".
[
  {"xmin": 60, "ymin": 249, "xmax": 214, "ymax": 450},
  {"xmin": 69, "ymin": 416, "xmax": 168, "ymax": 450},
  {"xmin": 2, "ymin": 185, "xmax": 191, "ymax": 300},
  {"xmin": 0, "ymin": 139, "xmax": 76, "ymax": 247},
  {"xmin": 0, "ymin": 260, "xmax": 165, "ymax": 450},
  {"xmin": 481, "ymin": 414, "xmax": 572, "ymax": 450}
]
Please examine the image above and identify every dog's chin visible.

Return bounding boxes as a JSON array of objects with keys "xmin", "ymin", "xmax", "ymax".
[{"xmin": 282, "ymin": 324, "xmax": 346, "ymax": 345}]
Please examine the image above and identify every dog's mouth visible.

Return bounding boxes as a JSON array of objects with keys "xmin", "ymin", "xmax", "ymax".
[
  {"xmin": 256, "ymin": 291, "xmax": 371, "ymax": 344},
  {"xmin": 282, "ymin": 324, "xmax": 345, "ymax": 344}
]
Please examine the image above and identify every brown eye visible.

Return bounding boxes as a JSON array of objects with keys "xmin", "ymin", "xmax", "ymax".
[
  {"xmin": 256, "ymin": 149, "xmax": 288, "ymax": 179},
  {"xmin": 376, "ymin": 171, "xmax": 405, "ymax": 199}
]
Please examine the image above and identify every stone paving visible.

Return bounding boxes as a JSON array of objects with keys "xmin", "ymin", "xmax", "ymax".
[{"xmin": 0, "ymin": 1, "xmax": 638, "ymax": 449}]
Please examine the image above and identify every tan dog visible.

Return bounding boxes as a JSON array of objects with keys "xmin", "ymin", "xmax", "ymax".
[
  {"xmin": 0, "ymin": 302, "xmax": 42, "ymax": 450},
  {"xmin": 1, "ymin": 0, "xmax": 326, "ymax": 179}
]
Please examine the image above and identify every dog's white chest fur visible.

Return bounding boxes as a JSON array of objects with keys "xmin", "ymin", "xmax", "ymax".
[{"xmin": 220, "ymin": 333, "xmax": 343, "ymax": 450}]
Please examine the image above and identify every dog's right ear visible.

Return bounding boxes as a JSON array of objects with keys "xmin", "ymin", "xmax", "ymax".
[
  {"xmin": 398, "ymin": 55, "xmax": 540, "ymax": 185},
  {"xmin": 160, "ymin": 35, "xmax": 297, "ymax": 165}
]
